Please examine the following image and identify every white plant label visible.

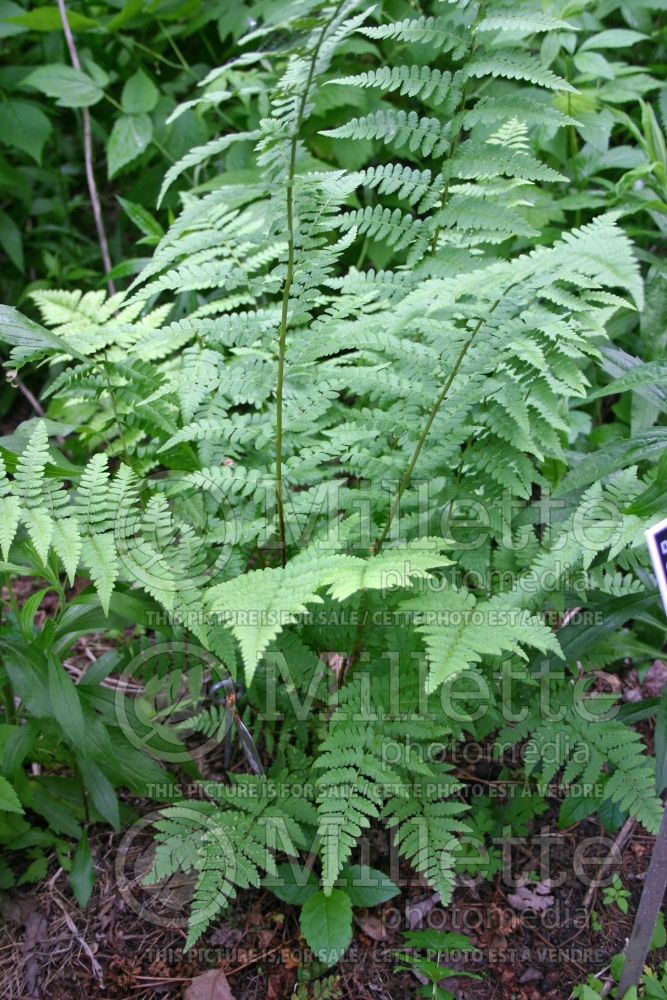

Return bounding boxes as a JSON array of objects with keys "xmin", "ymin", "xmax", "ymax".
[{"xmin": 645, "ymin": 515, "xmax": 667, "ymax": 615}]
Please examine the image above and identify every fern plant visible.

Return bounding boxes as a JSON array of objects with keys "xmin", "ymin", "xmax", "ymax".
[{"xmin": 1, "ymin": 0, "xmax": 665, "ymax": 964}]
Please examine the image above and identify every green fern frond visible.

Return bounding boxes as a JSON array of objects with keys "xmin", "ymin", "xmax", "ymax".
[
  {"xmin": 384, "ymin": 771, "xmax": 469, "ymax": 904},
  {"xmin": 75, "ymin": 454, "xmax": 113, "ymax": 535},
  {"xmin": 451, "ymin": 142, "xmax": 566, "ymax": 183},
  {"xmin": 315, "ymin": 723, "xmax": 390, "ymax": 893},
  {"xmin": 51, "ymin": 518, "xmax": 82, "ymax": 584},
  {"xmin": 464, "ymin": 52, "xmax": 575, "ymax": 91},
  {"xmin": 331, "ymin": 65, "xmax": 454, "ymax": 101},
  {"xmin": 0, "ymin": 456, "xmax": 19, "ymax": 560},
  {"xmin": 334, "ymin": 205, "xmax": 423, "ymax": 251},
  {"xmin": 83, "ymin": 533, "xmax": 119, "ymax": 615},
  {"xmin": 503, "ymin": 695, "xmax": 663, "ymax": 834},
  {"xmin": 207, "ymin": 543, "xmax": 452, "ymax": 683},
  {"xmin": 359, "ymin": 17, "xmax": 468, "ymax": 57},
  {"xmin": 14, "ymin": 421, "xmax": 49, "ymax": 507},
  {"xmin": 4, "ymin": 0, "xmax": 658, "ymax": 955},
  {"xmin": 147, "ymin": 800, "xmax": 277, "ymax": 949},
  {"xmin": 478, "ymin": 12, "xmax": 574, "ymax": 34},
  {"xmin": 321, "ymin": 110, "xmax": 456, "ymax": 158},
  {"xmin": 402, "ymin": 587, "xmax": 562, "ymax": 693}
]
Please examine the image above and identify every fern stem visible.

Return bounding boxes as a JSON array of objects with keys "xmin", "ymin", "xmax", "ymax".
[
  {"xmin": 102, "ymin": 357, "xmax": 134, "ymax": 470},
  {"xmin": 429, "ymin": 0, "xmax": 486, "ymax": 254},
  {"xmin": 374, "ymin": 304, "xmax": 498, "ymax": 554},
  {"xmin": 275, "ymin": 3, "xmax": 344, "ymax": 566},
  {"xmin": 349, "ymin": 300, "xmax": 499, "ymax": 664}
]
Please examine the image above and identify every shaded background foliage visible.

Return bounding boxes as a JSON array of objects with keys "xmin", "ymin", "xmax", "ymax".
[{"xmin": 0, "ymin": 0, "xmax": 254, "ymax": 299}]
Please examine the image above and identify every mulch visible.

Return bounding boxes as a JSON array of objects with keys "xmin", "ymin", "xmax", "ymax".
[{"xmin": 1, "ymin": 794, "xmax": 664, "ymax": 1000}]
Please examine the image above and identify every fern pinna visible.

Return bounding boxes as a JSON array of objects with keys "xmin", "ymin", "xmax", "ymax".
[{"xmin": 0, "ymin": 0, "xmax": 663, "ymax": 955}]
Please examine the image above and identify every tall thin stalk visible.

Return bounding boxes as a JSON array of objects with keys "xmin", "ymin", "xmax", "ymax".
[
  {"xmin": 56, "ymin": 0, "xmax": 115, "ymax": 297},
  {"xmin": 429, "ymin": 0, "xmax": 486, "ymax": 253},
  {"xmin": 373, "ymin": 305, "xmax": 497, "ymax": 554},
  {"xmin": 349, "ymin": 302, "xmax": 500, "ymax": 667},
  {"xmin": 275, "ymin": 4, "xmax": 344, "ymax": 566}
]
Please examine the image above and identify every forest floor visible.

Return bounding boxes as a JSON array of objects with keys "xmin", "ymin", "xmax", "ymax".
[{"xmin": 0, "ymin": 741, "xmax": 665, "ymax": 1000}]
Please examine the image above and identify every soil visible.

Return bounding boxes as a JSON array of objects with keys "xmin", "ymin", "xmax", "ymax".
[{"xmin": 0, "ymin": 782, "xmax": 664, "ymax": 1000}]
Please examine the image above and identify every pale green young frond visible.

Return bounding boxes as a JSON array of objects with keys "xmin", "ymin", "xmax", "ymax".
[
  {"xmin": 478, "ymin": 12, "xmax": 574, "ymax": 34},
  {"xmin": 0, "ymin": 456, "xmax": 19, "ymax": 560},
  {"xmin": 321, "ymin": 110, "xmax": 456, "ymax": 158},
  {"xmin": 464, "ymin": 53, "xmax": 575, "ymax": 91},
  {"xmin": 330, "ymin": 65, "xmax": 454, "ymax": 101},
  {"xmin": 14, "ymin": 420, "xmax": 49, "ymax": 507},
  {"xmin": 359, "ymin": 16, "xmax": 468, "ymax": 57}
]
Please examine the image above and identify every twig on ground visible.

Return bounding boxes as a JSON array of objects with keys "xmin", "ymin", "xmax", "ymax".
[
  {"xmin": 225, "ymin": 934, "xmax": 301, "ymax": 976},
  {"xmin": 51, "ymin": 894, "xmax": 104, "ymax": 986},
  {"xmin": 583, "ymin": 816, "xmax": 636, "ymax": 911}
]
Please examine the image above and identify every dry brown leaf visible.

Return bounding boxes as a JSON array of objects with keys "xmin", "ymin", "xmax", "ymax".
[
  {"xmin": 507, "ymin": 881, "xmax": 555, "ymax": 913},
  {"xmin": 354, "ymin": 913, "xmax": 388, "ymax": 940},
  {"xmin": 406, "ymin": 891, "xmax": 441, "ymax": 928},
  {"xmin": 281, "ymin": 948, "xmax": 301, "ymax": 970},
  {"xmin": 184, "ymin": 968, "xmax": 236, "ymax": 1000},
  {"xmin": 644, "ymin": 659, "xmax": 667, "ymax": 698}
]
